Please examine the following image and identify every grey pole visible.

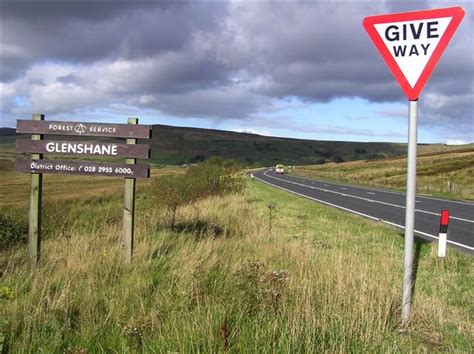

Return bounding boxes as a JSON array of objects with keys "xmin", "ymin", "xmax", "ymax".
[
  {"xmin": 123, "ymin": 117, "xmax": 138, "ymax": 264},
  {"xmin": 402, "ymin": 99, "xmax": 418, "ymax": 325}
]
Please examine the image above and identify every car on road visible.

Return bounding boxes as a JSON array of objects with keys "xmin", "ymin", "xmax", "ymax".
[{"xmin": 275, "ymin": 164, "xmax": 285, "ymax": 174}]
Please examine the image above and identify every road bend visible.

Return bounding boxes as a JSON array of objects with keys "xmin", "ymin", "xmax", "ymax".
[{"xmin": 253, "ymin": 169, "xmax": 473, "ymax": 254}]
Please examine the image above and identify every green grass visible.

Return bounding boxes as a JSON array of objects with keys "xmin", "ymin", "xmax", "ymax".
[
  {"xmin": 291, "ymin": 149, "xmax": 474, "ymax": 200},
  {"xmin": 1, "ymin": 172, "xmax": 472, "ymax": 352}
]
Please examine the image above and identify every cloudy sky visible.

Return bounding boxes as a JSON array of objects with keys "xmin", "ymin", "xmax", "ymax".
[{"xmin": 1, "ymin": 0, "xmax": 473, "ymax": 144}]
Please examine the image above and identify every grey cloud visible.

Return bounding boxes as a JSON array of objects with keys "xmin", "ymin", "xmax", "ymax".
[
  {"xmin": 1, "ymin": 1, "xmax": 227, "ymax": 81},
  {"xmin": 140, "ymin": 86, "xmax": 270, "ymax": 120},
  {"xmin": 224, "ymin": 1, "xmax": 472, "ymax": 103},
  {"xmin": 57, "ymin": 74, "xmax": 78, "ymax": 84},
  {"xmin": 1, "ymin": 0, "xmax": 472, "ymax": 140}
]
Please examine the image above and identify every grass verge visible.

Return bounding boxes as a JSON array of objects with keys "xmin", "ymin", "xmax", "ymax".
[{"xmin": 1, "ymin": 176, "xmax": 472, "ymax": 352}]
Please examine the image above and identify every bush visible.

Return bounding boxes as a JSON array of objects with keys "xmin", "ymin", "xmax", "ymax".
[
  {"xmin": 153, "ymin": 174, "xmax": 195, "ymax": 228},
  {"xmin": 153, "ymin": 157, "xmax": 245, "ymax": 227},
  {"xmin": 186, "ymin": 157, "xmax": 244, "ymax": 199},
  {"xmin": 332, "ymin": 155, "xmax": 345, "ymax": 163},
  {"xmin": 367, "ymin": 153, "xmax": 386, "ymax": 160},
  {"xmin": 0, "ymin": 211, "xmax": 28, "ymax": 250}
]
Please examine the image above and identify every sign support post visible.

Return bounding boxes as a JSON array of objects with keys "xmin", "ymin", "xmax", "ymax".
[
  {"xmin": 29, "ymin": 113, "xmax": 44, "ymax": 269},
  {"xmin": 402, "ymin": 100, "xmax": 418, "ymax": 325},
  {"xmin": 123, "ymin": 117, "xmax": 138, "ymax": 263}
]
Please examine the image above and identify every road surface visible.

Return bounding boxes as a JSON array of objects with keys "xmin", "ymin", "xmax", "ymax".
[{"xmin": 253, "ymin": 169, "xmax": 473, "ymax": 254}]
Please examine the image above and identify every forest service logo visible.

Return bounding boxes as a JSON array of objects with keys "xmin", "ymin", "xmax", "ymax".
[{"xmin": 74, "ymin": 123, "xmax": 87, "ymax": 135}]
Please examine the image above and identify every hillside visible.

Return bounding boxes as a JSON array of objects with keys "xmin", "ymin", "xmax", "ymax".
[
  {"xmin": 2, "ymin": 124, "xmax": 471, "ymax": 166},
  {"xmin": 146, "ymin": 125, "xmax": 409, "ymax": 165},
  {"xmin": 291, "ymin": 148, "xmax": 474, "ymax": 200}
]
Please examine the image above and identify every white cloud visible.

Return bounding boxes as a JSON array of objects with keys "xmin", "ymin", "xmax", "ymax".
[
  {"xmin": 446, "ymin": 139, "xmax": 469, "ymax": 145},
  {"xmin": 233, "ymin": 128, "xmax": 272, "ymax": 136}
]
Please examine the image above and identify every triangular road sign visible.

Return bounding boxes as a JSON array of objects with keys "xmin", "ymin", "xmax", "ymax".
[{"xmin": 363, "ymin": 7, "xmax": 464, "ymax": 100}]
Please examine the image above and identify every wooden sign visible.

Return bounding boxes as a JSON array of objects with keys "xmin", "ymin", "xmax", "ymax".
[
  {"xmin": 17, "ymin": 119, "xmax": 151, "ymax": 139},
  {"xmin": 16, "ymin": 114, "xmax": 151, "ymax": 268},
  {"xmin": 16, "ymin": 140, "xmax": 150, "ymax": 158},
  {"xmin": 15, "ymin": 159, "xmax": 150, "ymax": 178}
]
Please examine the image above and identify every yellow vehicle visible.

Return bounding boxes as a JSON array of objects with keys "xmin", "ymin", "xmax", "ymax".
[{"xmin": 275, "ymin": 164, "xmax": 285, "ymax": 174}]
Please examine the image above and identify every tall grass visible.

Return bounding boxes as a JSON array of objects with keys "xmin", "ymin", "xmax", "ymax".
[{"xmin": 1, "ymin": 175, "xmax": 472, "ymax": 352}]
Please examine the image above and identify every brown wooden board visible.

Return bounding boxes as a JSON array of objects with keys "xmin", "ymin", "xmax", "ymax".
[
  {"xmin": 16, "ymin": 140, "xmax": 150, "ymax": 159},
  {"xmin": 17, "ymin": 120, "xmax": 151, "ymax": 139},
  {"xmin": 16, "ymin": 159, "xmax": 150, "ymax": 178}
]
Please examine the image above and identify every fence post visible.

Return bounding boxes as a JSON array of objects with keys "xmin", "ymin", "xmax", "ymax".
[
  {"xmin": 29, "ymin": 113, "xmax": 44, "ymax": 269},
  {"xmin": 123, "ymin": 117, "xmax": 138, "ymax": 263}
]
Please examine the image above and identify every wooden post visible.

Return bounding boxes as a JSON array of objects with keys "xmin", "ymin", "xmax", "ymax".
[
  {"xmin": 123, "ymin": 117, "xmax": 137, "ymax": 263},
  {"xmin": 29, "ymin": 113, "xmax": 44, "ymax": 269}
]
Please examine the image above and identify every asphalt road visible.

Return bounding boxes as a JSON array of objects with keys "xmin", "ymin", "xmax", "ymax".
[{"xmin": 253, "ymin": 169, "xmax": 474, "ymax": 254}]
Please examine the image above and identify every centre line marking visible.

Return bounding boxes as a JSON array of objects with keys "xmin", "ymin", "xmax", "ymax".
[{"xmin": 264, "ymin": 170, "xmax": 474, "ymax": 224}]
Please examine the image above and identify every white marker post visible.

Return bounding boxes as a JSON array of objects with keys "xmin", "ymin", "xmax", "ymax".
[
  {"xmin": 363, "ymin": 7, "xmax": 464, "ymax": 326},
  {"xmin": 438, "ymin": 210, "xmax": 449, "ymax": 257}
]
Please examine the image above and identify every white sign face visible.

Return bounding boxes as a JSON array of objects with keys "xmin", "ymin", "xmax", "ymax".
[{"xmin": 374, "ymin": 18, "xmax": 451, "ymax": 88}]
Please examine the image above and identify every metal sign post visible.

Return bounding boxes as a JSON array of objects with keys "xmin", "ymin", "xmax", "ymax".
[
  {"xmin": 123, "ymin": 118, "xmax": 138, "ymax": 264},
  {"xmin": 363, "ymin": 7, "xmax": 464, "ymax": 325},
  {"xmin": 402, "ymin": 99, "xmax": 418, "ymax": 324}
]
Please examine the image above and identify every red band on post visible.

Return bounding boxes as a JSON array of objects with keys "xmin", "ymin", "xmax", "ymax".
[{"xmin": 440, "ymin": 210, "xmax": 449, "ymax": 226}]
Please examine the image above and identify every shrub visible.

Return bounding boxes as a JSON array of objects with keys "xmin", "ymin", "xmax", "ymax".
[
  {"xmin": 153, "ymin": 174, "xmax": 196, "ymax": 228},
  {"xmin": 0, "ymin": 211, "xmax": 28, "ymax": 250},
  {"xmin": 186, "ymin": 157, "xmax": 244, "ymax": 199},
  {"xmin": 153, "ymin": 157, "xmax": 245, "ymax": 227}
]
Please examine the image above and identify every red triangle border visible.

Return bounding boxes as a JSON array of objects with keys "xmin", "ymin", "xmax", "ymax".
[{"xmin": 363, "ymin": 7, "xmax": 465, "ymax": 100}]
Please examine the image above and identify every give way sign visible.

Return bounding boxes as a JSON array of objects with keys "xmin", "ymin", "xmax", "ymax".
[{"xmin": 363, "ymin": 7, "xmax": 464, "ymax": 100}]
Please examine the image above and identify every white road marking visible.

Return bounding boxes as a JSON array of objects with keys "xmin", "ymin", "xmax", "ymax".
[
  {"xmin": 341, "ymin": 187, "xmax": 347, "ymax": 190},
  {"xmin": 254, "ymin": 172, "xmax": 474, "ymax": 252},
  {"xmin": 286, "ymin": 173, "xmax": 474, "ymax": 207},
  {"xmin": 367, "ymin": 192, "xmax": 375, "ymax": 195},
  {"xmin": 264, "ymin": 170, "xmax": 474, "ymax": 224},
  {"xmin": 381, "ymin": 220, "xmax": 474, "ymax": 250}
]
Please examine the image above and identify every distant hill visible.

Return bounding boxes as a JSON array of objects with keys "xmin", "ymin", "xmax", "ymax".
[
  {"xmin": 1, "ymin": 124, "xmax": 469, "ymax": 166},
  {"xmin": 0, "ymin": 128, "xmax": 15, "ymax": 135},
  {"xmin": 0, "ymin": 128, "xmax": 16, "ymax": 145},
  {"xmin": 147, "ymin": 125, "xmax": 408, "ymax": 165}
]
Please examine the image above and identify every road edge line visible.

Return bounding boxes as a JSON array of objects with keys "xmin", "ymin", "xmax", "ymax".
[{"xmin": 254, "ymin": 171, "xmax": 474, "ymax": 252}]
